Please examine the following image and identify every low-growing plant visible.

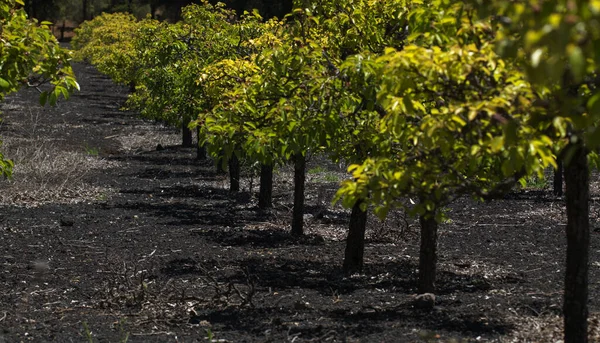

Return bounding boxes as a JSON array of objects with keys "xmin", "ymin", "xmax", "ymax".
[
  {"xmin": 308, "ymin": 166, "xmax": 327, "ymax": 174},
  {"xmin": 322, "ymin": 172, "xmax": 340, "ymax": 183},
  {"xmin": 82, "ymin": 321, "xmax": 94, "ymax": 343},
  {"xmin": 84, "ymin": 145, "xmax": 99, "ymax": 156},
  {"xmin": 523, "ymin": 174, "xmax": 549, "ymax": 190}
]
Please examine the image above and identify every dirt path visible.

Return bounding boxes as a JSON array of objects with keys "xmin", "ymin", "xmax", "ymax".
[{"xmin": 1, "ymin": 63, "xmax": 600, "ymax": 342}]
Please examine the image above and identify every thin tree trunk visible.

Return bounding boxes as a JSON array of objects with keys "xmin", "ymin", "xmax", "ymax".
[
  {"xmin": 258, "ymin": 163, "xmax": 273, "ymax": 209},
  {"xmin": 23, "ymin": 0, "xmax": 32, "ymax": 18},
  {"xmin": 182, "ymin": 120, "xmax": 193, "ymax": 147},
  {"xmin": 29, "ymin": 0, "xmax": 38, "ymax": 19},
  {"xmin": 60, "ymin": 20, "xmax": 66, "ymax": 41},
  {"xmin": 150, "ymin": 2, "xmax": 157, "ymax": 18},
  {"xmin": 563, "ymin": 142, "xmax": 589, "ymax": 343},
  {"xmin": 196, "ymin": 127, "xmax": 206, "ymax": 160},
  {"xmin": 228, "ymin": 153, "xmax": 240, "ymax": 192},
  {"xmin": 291, "ymin": 153, "xmax": 306, "ymax": 236},
  {"xmin": 418, "ymin": 211, "xmax": 438, "ymax": 294},
  {"xmin": 554, "ymin": 158, "xmax": 563, "ymax": 196},
  {"xmin": 343, "ymin": 200, "xmax": 368, "ymax": 274},
  {"xmin": 82, "ymin": 0, "xmax": 88, "ymax": 21}
]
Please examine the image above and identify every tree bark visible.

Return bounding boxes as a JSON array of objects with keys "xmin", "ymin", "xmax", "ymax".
[
  {"xmin": 258, "ymin": 163, "xmax": 273, "ymax": 209},
  {"xmin": 291, "ymin": 153, "xmax": 306, "ymax": 236},
  {"xmin": 563, "ymin": 142, "xmax": 589, "ymax": 343},
  {"xmin": 343, "ymin": 200, "xmax": 368, "ymax": 274},
  {"xmin": 418, "ymin": 212, "xmax": 438, "ymax": 294},
  {"xmin": 28, "ymin": 0, "xmax": 40, "ymax": 19},
  {"xmin": 228, "ymin": 153, "xmax": 240, "ymax": 193},
  {"xmin": 82, "ymin": 0, "xmax": 88, "ymax": 21},
  {"xmin": 196, "ymin": 127, "xmax": 206, "ymax": 160},
  {"xmin": 150, "ymin": 1, "xmax": 157, "ymax": 19},
  {"xmin": 60, "ymin": 20, "xmax": 66, "ymax": 41},
  {"xmin": 182, "ymin": 120, "xmax": 193, "ymax": 147},
  {"xmin": 554, "ymin": 158, "xmax": 563, "ymax": 196}
]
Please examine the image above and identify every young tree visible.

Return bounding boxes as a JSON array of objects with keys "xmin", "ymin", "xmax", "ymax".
[
  {"xmin": 1, "ymin": 0, "xmax": 79, "ymax": 174},
  {"xmin": 334, "ymin": 0, "xmax": 558, "ymax": 291},
  {"xmin": 72, "ymin": 12, "xmax": 142, "ymax": 88},
  {"xmin": 198, "ymin": 7, "xmax": 338, "ymax": 231},
  {"xmin": 468, "ymin": 1, "xmax": 600, "ymax": 341},
  {"xmin": 337, "ymin": 42, "xmax": 555, "ymax": 292},
  {"xmin": 127, "ymin": 2, "xmax": 239, "ymax": 148},
  {"xmin": 194, "ymin": 15, "xmax": 298, "ymax": 201}
]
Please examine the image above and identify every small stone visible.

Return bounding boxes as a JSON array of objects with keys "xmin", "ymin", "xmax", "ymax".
[
  {"xmin": 413, "ymin": 293, "xmax": 436, "ymax": 310},
  {"xmin": 30, "ymin": 260, "xmax": 50, "ymax": 274}
]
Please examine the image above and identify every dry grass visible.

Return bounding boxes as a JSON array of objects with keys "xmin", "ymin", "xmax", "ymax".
[
  {"xmin": 0, "ymin": 136, "xmax": 118, "ymax": 206},
  {"xmin": 114, "ymin": 124, "xmax": 180, "ymax": 153},
  {"xmin": 499, "ymin": 313, "xmax": 600, "ymax": 342}
]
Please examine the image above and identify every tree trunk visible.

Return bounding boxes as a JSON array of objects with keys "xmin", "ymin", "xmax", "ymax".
[
  {"xmin": 196, "ymin": 127, "xmax": 206, "ymax": 160},
  {"xmin": 554, "ymin": 158, "xmax": 563, "ymax": 196},
  {"xmin": 150, "ymin": 2, "xmax": 157, "ymax": 18},
  {"xmin": 82, "ymin": 0, "xmax": 88, "ymax": 21},
  {"xmin": 418, "ymin": 211, "xmax": 438, "ymax": 294},
  {"xmin": 258, "ymin": 163, "xmax": 273, "ymax": 209},
  {"xmin": 182, "ymin": 120, "xmax": 193, "ymax": 147},
  {"xmin": 228, "ymin": 153, "xmax": 240, "ymax": 193},
  {"xmin": 291, "ymin": 153, "xmax": 306, "ymax": 236},
  {"xmin": 60, "ymin": 20, "xmax": 66, "ymax": 41},
  {"xmin": 563, "ymin": 142, "xmax": 589, "ymax": 343},
  {"xmin": 26, "ymin": 0, "xmax": 36, "ymax": 19},
  {"xmin": 343, "ymin": 200, "xmax": 368, "ymax": 274}
]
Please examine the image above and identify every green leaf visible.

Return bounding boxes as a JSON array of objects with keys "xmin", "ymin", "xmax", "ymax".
[
  {"xmin": 588, "ymin": 91, "xmax": 600, "ymax": 120},
  {"xmin": 49, "ymin": 91, "xmax": 58, "ymax": 106},
  {"xmin": 585, "ymin": 127, "xmax": 600, "ymax": 149},
  {"xmin": 452, "ymin": 115, "xmax": 466, "ymax": 126},
  {"xmin": 0, "ymin": 78, "xmax": 9, "ymax": 90},
  {"xmin": 39, "ymin": 91, "xmax": 48, "ymax": 106},
  {"xmin": 490, "ymin": 136, "xmax": 504, "ymax": 153},
  {"xmin": 568, "ymin": 45, "xmax": 585, "ymax": 83}
]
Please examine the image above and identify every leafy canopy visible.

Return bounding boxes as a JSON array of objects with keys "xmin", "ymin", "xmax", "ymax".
[{"xmin": 0, "ymin": 0, "xmax": 79, "ymax": 177}]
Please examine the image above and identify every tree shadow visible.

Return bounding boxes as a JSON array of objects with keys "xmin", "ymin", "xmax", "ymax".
[
  {"xmin": 501, "ymin": 189, "xmax": 562, "ymax": 203},
  {"xmin": 108, "ymin": 153, "xmax": 205, "ymax": 167},
  {"xmin": 191, "ymin": 227, "xmax": 325, "ymax": 249},
  {"xmin": 115, "ymin": 200, "xmax": 238, "ymax": 226}
]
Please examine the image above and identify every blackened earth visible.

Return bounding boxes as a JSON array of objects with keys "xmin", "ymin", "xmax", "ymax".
[{"xmin": 1, "ymin": 63, "xmax": 599, "ymax": 343}]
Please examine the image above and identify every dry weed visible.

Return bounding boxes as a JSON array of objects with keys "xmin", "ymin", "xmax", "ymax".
[
  {"xmin": 501, "ymin": 312, "xmax": 600, "ymax": 343},
  {"xmin": 0, "ymin": 136, "xmax": 117, "ymax": 206},
  {"xmin": 115, "ymin": 125, "xmax": 180, "ymax": 152}
]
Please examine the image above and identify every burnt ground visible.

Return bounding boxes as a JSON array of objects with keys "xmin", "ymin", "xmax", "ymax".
[{"xmin": 1, "ymin": 63, "xmax": 600, "ymax": 343}]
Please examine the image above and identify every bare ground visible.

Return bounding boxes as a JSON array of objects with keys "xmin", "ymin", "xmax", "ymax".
[{"xmin": 1, "ymin": 63, "xmax": 600, "ymax": 343}]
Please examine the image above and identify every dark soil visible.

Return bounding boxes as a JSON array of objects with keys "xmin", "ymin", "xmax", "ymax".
[{"xmin": 1, "ymin": 63, "xmax": 600, "ymax": 343}]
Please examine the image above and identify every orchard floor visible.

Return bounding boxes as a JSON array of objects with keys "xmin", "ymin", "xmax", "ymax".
[{"xmin": 1, "ymin": 63, "xmax": 600, "ymax": 343}]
